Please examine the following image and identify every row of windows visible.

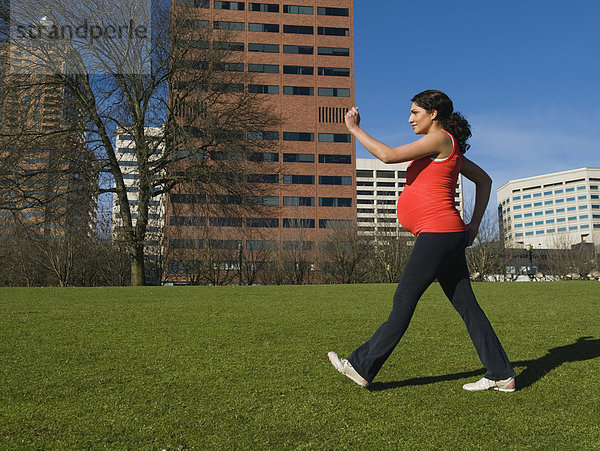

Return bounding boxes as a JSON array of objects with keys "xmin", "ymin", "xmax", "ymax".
[
  {"xmin": 247, "ymin": 174, "xmax": 352, "ymax": 185},
  {"xmin": 179, "ymin": 40, "xmax": 350, "ymax": 56},
  {"xmin": 356, "ymin": 170, "xmax": 408, "ymax": 179},
  {"xmin": 510, "ymin": 204, "xmax": 600, "ymax": 219},
  {"xmin": 170, "ymin": 216, "xmax": 352, "ymax": 229},
  {"xmin": 169, "ymin": 195, "xmax": 351, "ymax": 207},
  {"xmin": 514, "ymin": 224, "xmax": 595, "ymax": 237},
  {"xmin": 210, "ymin": 21, "xmax": 349, "ymax": 36},
  {"xmin": 176, "ymin": 1, "xmax": 349, "ymax": 17},
  {"xmin": 510, "ymin": 196, "xmax": 596, "ymax": 211},
  {"xmin": 181, "ymin": 61, "xmax": 351, "ymax": 77},
  {"xmin": 248, "ymin": 132, "xmax": 351, "ymax": 142},
  {"xmin": 513, "ymin": 215, "xmax": 592, "ymax": 228},
  {"xmin": 504, "ymin": 185, "xmax": 599, "ymax": 205}
]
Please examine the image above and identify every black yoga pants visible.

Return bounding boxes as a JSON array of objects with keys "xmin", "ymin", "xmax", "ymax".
[{"xmin": 347, "ymin": 231, "xmax": 515, "ymax": 383}]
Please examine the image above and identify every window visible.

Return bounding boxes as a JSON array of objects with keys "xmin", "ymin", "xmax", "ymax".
[
  {"xmin": 283, "ymin": 45, "xmax": 314, "ymax": 54},
  {"xmin": 318, "ymin": 27, "xmax": 349, "ymax": 36},
  {"xmin": 319, "ymin": 197, "xmax": 352, "ymax": 207},
  {"xmin": 283, "ymin": 25, "xmax": 314, "ymax": 34},
  {"xmin": 210, "ymin": 217, "xmax": 242, "ymax": 227},
  {"xmin": 283, "ymin": 86, "xmax": 314, "ymax": 96},
  {"xmin": 177, "ymin": 19, "xmax": 210, "ymax": 28},
  {"xmin": 210, "ymin": 239, "xmax": 242, "ymax": 249},
  {"xmin": 283, "ymin": 175, "xmax": 315, "ymax": 184},
  {"xmin": 319, "ymin": 219, "xmax": 352, "ymax": 229},
  {"xmin": 578, "ymin": 195, "xmax": 587, "ymax": 200},
  {"xmin": 356, "ymin": 170, "xmax": 373, "ymax": 178},
  {"xmin": 546, "ymin": 219, "xmax": 555, "ymax": 224},
  {"xmin": 214, "ymin": 21, "xmax": 245, "ymax": 30},
  {"xmin": 246, "ymin": 240, "xmax": 279, "ymax": 251},
  {"xmin": 318, "ymin": 67, "xmax": 350, "ymax": 77},
  {"xmin": 318, "ymin": 87, "xmax": 350, "ymax": 97},
  {"xmin": 318, "ymin": 133, "xmax": 351, "ymax": 143},
  {"xmin": 248, "ymin": 152, "xmax": 279, "ymax": 162},
  {"xmin": 283, "ymin": 218, "xmax": 315, "ymax": 228},
  {"xmin": 523, "ymin": 194, "xmax": 531, "ymax": 199},
  {"xmin": 317, "ymin": 7, "xmax": 349, "ymax": 16},
  {"xmin": 170, "ymin": 239, "xmax": 204, "ymax": 249},
  {"xmin": 246, "ymin": 218, "xmax": 279, "ymax": 228},
  {"xmin": 248, "ymin": 131, "xmax": 279, "ymax": 140},
  {"xmin": 566, "ymin": 187, "xmax": 575, "ymax": 193},
  {"xmin": 534, "ymin": 202, "xmax": 542, "ymax": 207},
  {"xmin": 177, "ymin": 0, "xmax": 209, "ymax": 7},
  {"xmin": 318, "ymin": 46, "xmax": 350, "ymax": 56},
  {"xmin": 248, "ymin": 84, "xmax": 279, "ymax": 94},
  {"xmin": 283, "ymin": 132, "xmax": 314, "ymax": 142},
  {"xmin": 210, "ymin": 195, "xmax": 242, "ymax": 205},
  {"xmin": 283, "ymin": 153, "xmax": 315, "ymax": 163},
  {"xmin": 513, "ymin": 196, "xmax": 521, "ymax": 201},
  {"xmin": 215, "ymin": 1, "xmax": 245, "ymax": 10},
  {"xmin": 533, "ymin": 193, "xmax": 542, "ymax": 198},
  {"xmin": 283, "ymin": 196, "xmax": 314, "ymax": 206},
  {"xmin": 283, "ymin": 65, "xmax": 314, "ymax": 75},
  {"xmin": 248, "ymin": 43, "xmax": 279, "ymax": 53},
  {"xmin": 283, "ymin": 5, "xmax": 313, "ymax": 14},
  {"xmin": 376, "ymin": 170, "xmax": 395, "ymax": 178},
  {"xmin": 248, "ymin": 2, "xmax": 279, "ymax": 12},
  {"xmin": 215, "ymin": 62, "xmax": 244, "ymax": 72},
  {"xmin": 545, "ymin": 200, "xmax": 553, "ymax": 205},
  {"xmin": 283, "ymin": 240, "xmax": 314, "ymax": 250},
  {"xmin": 357, "ymin": 190, "xmax": 374, "ymax": 196},
  {"xmin": 248, "ymin": 23, "xmax": 279, "ymax": 32},
  {"xmin": 248, "ymin": 174, "xmax": 279, "ymax": 183},
  {"xmin": 523, "ymin": 203, "xmax": 532, "ymax": 208},
  {"xmin": 247, "ymin": 195, "xmax": 279, "ymax": 206},
  {"xmin": 248, "ymin": 63, "xmax": 279, "ymax": 73},
  {"xmin": 319, "ymin": 175, "xmax": 351, "ymax": 185},
  {"xmin": 318, "ymin": 154, "xmax": 351, "ymax": 164}
]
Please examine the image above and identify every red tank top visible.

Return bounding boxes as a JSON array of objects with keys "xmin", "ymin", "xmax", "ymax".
[{"xmin": 396, "ymin": 131, "xmax": 467, "ymax": 236}]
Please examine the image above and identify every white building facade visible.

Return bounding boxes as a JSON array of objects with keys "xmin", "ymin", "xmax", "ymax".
[
  {"xmin": 355, "ymin": 158, "xmax": 465, "ymax": 235},
  {"xmin": 112, "ymin": 127, "xmax": 166, "ymax": 279},
  {"xmin": 497, "ymin": 168, "xmax": 600, "ymax": 249}
]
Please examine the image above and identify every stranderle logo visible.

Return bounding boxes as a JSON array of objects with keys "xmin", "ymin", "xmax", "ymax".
[{"xmin": 14, "ymin": 18, "xmax": 149, "ymax": 43}]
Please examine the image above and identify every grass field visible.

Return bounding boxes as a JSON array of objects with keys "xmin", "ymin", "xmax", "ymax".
[{"xmin": 1, "ymin": 282, "xmax": 599, "ymax": 449}]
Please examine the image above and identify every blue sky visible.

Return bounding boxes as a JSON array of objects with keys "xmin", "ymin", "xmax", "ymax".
[{"xmin": 352, "ymin": 0, "xmax": 600, "ymax": 215}]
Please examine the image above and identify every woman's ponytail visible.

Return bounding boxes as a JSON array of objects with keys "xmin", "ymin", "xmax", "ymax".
[{"xmin": 440, "ymin": 112, "xmax": 471, "ymax": 154}]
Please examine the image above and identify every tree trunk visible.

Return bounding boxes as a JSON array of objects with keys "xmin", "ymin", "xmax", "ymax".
[{"xmin": 130, "ymin": 244, "xmax": 145, "ymax": 286}]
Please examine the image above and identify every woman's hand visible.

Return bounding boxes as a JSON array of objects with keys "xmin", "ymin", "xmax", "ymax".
[{"xmin": 345, "ymin": 106, "xmax": 361, "ymax": 133}]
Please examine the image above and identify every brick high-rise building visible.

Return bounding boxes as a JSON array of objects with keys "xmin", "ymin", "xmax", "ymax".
[{"xmin": 165, "ymin": 1, "xmax": 355, "ymax": 283}]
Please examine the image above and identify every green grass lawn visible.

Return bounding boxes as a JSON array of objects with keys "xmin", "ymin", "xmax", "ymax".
[{"xmin": 1, "ymin": 282, "xmax": 599, "ymax": 449}]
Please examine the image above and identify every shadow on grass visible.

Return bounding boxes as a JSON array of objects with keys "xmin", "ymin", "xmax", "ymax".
[{"xmin": 368, "ymin": 336, "xmax": 599, "ymax": 392}]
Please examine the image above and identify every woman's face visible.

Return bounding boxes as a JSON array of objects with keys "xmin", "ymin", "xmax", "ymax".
[{"xmin": 408, "ymin": 103, "xmax": 436, "ymax": 135}]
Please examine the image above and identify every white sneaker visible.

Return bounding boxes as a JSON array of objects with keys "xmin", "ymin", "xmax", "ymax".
[
  {"xmin": 327, "ymin": 352, "xmax": 369, "ymax": 387},
  {"xmin": 463, "ymin": 376, "xmax": 515, "ymax": 392}
]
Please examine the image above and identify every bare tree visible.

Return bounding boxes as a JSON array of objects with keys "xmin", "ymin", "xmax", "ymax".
[
  {"xmin": 364, "ymin": 228, "xmax": 414, "ymax": 283},
  {"xmin": 320, "ymin": 224, "xmax": 370, "ymax": 284},
  {"xmin": 1, "ymin": 1, "xmax": 280, "ymax": 285}
]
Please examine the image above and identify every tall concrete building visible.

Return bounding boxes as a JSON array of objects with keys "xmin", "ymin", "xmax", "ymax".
[
  {"xmin": 355, "ymin": 157, "xmax": 465, "ymax": 236},
  {"xmin": 497, "ymin": 168, "xmax": 600, "ymax": 249},
  {"xmin": 166, "ymin": 1, "xmax": 355, "ymax": 282}
]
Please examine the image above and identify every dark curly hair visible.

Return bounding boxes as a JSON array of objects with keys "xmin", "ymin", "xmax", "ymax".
[{"xmin": 411, "ymin": 90, "xmax": 471, "ymax": 154}]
